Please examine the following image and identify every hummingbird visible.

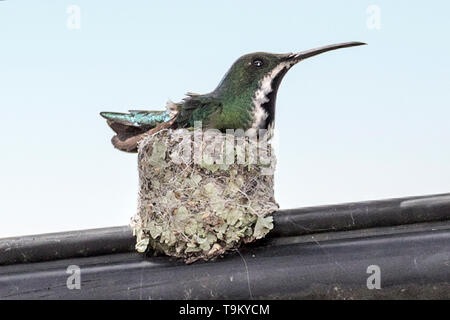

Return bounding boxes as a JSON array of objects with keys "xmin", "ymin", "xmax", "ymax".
[{"xmin": 101, "ymin": 42, "xmax": 366, "ymax": 152}]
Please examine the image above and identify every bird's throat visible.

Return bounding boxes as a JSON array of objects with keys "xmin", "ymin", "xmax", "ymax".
[{"xmin": 250, "ymin": 62, "xmax": 292, "ymax": 131}]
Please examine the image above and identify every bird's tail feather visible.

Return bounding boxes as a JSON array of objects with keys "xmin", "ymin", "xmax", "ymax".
[
  {"xmin": 100, "ymin": 110, "xmax": 171, "ymax": 128},
  {"xmin": 110, "ymin": 117, "xmax": 177, "ymax": 153},
  {"xmin": 100, "ymin": 110, "xmax": 172, "ymax": 153}
]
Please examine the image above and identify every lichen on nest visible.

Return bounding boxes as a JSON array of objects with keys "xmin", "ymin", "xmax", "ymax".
[{"xmin": 130, "ymin": 128, "xmax": 278, "ymax": 263}]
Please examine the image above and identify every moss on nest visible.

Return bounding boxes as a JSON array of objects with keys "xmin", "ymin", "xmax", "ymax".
[{"xmin": 130, "ymin": 128, "xmax": 278, "ymax": 263}]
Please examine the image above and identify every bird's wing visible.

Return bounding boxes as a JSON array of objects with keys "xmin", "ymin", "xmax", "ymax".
[{"xmin": 175, "ymin": 95, "xmax": 222, "ymax": 127}]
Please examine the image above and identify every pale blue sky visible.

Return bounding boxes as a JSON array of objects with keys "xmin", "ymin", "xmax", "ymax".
[{"xmin": 1, "ymin": 1, "xmax": 449, "ymax": 237}]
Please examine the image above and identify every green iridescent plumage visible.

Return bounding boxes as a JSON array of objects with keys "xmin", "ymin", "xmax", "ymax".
[
  {"xmin": 101, "ymin": 42, "xmax": 366, "ymax": 152},
  {"xmin": 100, "ymin": 110, "xmax": 171, "ymax": 127}
]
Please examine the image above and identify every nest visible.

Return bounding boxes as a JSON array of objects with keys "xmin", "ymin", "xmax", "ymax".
[{"xmin": 130, "ymin": 128, "xmax": 278, "ymax": 263}]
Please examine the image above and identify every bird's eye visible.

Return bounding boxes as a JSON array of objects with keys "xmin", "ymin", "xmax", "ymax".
[{"xmin": 253, "ymin": 59, "xmax": 263, "ymax": 67}]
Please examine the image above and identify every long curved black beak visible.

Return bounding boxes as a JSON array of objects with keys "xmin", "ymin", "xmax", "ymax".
[{"xmin": 287, "ymin": 41, "xmax": 367, "ymax": 62}]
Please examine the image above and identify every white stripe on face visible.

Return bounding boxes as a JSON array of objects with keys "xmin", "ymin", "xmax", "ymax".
[{"xmin": 250, "ymin": 61, "xmax": 294, "ymax": 130}]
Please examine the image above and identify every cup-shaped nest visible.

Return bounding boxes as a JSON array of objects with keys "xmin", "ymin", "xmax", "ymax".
[{"xmin": 131, "ymin": 128, "xmax": 278, "ymax": 263}]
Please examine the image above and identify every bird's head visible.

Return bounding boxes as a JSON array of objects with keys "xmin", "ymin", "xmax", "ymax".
[{"xmin": 213, "ymin": 42, "xmax": 366, "ymax": 129}]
